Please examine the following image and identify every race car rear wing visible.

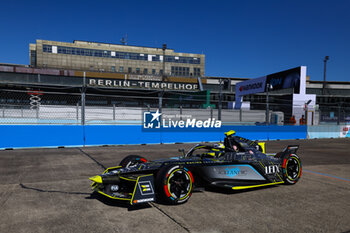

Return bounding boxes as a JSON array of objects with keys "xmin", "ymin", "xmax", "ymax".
[
  {"xmin": 274, "ymin": 145, "xmax": 299, "ymax": 158},
  {"xmin": 282, "ymin": 145, "xmax": 299, "ymax": 154}
]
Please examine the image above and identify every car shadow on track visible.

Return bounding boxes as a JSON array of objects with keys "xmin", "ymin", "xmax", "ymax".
[
  {"xmin": 19, "ymin": 183, "xmax": 152, "ymax": 211},
  {"xmin": 87, "ymin": 192, "xmax": 152, "ymax": 211},
  {"xmin": 19, "ymin": 183, "xmax": 91, "ymax": 196},
  {"xmin": 204, "ymin": 185, "xmax": 280, "ymax": 195},
  {"xmin": 87, "ymin": 185, "xmax": 281, "ymax": 210}
]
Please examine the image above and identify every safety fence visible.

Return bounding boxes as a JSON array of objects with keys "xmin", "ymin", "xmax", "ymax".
[
  {"xmin": 0, "ymin": 88, "xmax": 288, "ymax": 125},
  {"xmin": 0, "ymin": 104, "xmax": 281, "ymax": 125},
  {"xmin": 2, "ymin": 88, "xmax": 349, "ymax": 125},
  {"xmin": 0, "ymin": 88, "xmax": 349, "ymax": 149}
]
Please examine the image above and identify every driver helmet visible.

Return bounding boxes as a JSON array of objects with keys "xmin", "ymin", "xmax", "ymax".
[{"xmin": 214, "ymin": 143, "xmax": 225, "ymax": 149}]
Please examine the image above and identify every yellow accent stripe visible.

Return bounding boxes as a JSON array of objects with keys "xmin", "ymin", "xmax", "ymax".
[
  {"xmin": 258, "ymin": 142, "xmax": 265, "ymax": 153},
  {"xmin": 259, "ymin": 161, "xmax": 265, "ymax": 169},
  {"xmin": 276, "ymin": 172, "xmax": 283, "ymax": 181},
  {"xmin": 120, "ymin": 176, "xmax": 137, "ymax": 182},
  {"xmin": 89, "ymin": 175, "xmax": 102, "ymax": 183},
  {"xmin": 224, "ymin": 130, "xmax": 235, "ymax": 136},
  {"xmin": 268, "ymin": 161, "xmax": 283, "ymax": 182},
  {"xmin": 103, "ymin": 166, "xmax": 122, "ymax": 174},
  {"xmin": 232, "ymin": 181, "xmax": 284, "ymax": 190}
]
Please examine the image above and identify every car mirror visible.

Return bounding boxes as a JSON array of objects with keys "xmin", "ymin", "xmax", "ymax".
[{"xmin": 178, "ymin": 148, "xmax": 185, "ymax": 156}]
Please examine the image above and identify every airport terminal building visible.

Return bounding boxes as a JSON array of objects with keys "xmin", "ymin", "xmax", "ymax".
[{"xmin": 30, "ymin": 40, "xmax": 205, "ymax": 77}]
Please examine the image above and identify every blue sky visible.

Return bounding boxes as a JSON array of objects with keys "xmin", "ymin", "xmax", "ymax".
[{"xmin": 0, "ymin": 0, "xmax": 349, "ymax": 81}]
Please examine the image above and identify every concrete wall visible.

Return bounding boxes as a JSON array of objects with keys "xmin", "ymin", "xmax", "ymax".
[
  {"xmin": 307, "ymin": 124, "xmax": 350, "ymax": 139},
  {"xmin": 0, "ymin": 125, "xmax": 307, "ymax": 149},
  {"xmin": 2, "ymin": 124, "xmax": 349, "ymax": 150}
]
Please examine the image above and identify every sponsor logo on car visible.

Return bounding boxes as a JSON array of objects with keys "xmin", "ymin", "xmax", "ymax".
[
  {"xmin": 133, "ymin": 198, "xmax": 155, "ymax": 204},
  {"xmin": 214, "ymin": 166, "xmax": 247, "ymax": 178},
  {"xmin": 224, "ymin": 167, "xmax": 241, "ymax": 177},
  {"xmin": 265, "ymin": 165, "xmax": 280, "ymax": 174},
  {"xmin": 138, "ymin": 181, "xmax": 154, "ymax": 195}
]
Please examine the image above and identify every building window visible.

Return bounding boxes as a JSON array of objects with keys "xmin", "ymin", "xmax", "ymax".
[
  {"xmin": 30, "ymin": 50, "xmax": 36, "ymax": 67},
  {"xmin": 143, "ymin": 68, "xmax": 148, "ymax": 74},
  {"xmin": 159, "ymin": 69, "xmax": 163, "ymax": 75},
  {"xmin": 119, "ymin": 66, "xmax": 124, "ymax": 72},
  {"xmin": 42, "ymin": 44, "xmax": 201, "ymax": 65},
  {"xmin": 152, "ymin": 69, "xmax": 156, "ymax": 74},
  {"xmin": 136, "ymin": 68, "xmax": 140, "ymax": 74},
  {"xmin": 111, "ymin": 66, "xmax": 116, "ymax": 72},
  {"xmin": 194, "ymin": 68, "xmax": 201, "ymax": 76},
  {"xmin": 171, "ymin": 66, "xmax": 190, "ymax": 76},
  {"xmin": 42, "ymin": 44, "xmax": 52, "ymax": 53},
  {"xmin": 128, "ymin": 67, "xmax": 132, "ymax": 73}
]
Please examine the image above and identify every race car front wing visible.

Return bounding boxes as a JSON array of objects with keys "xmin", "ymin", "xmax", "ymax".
[{"xmin": 90, "ymin": 167, "xmax": 155, "ymax": 205}]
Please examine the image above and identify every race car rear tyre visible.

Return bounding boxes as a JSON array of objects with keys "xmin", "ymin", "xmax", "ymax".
[
  {"xmin": 156, "ymin": 165, "xmax": 194, "ymax": 205},
  {"xmin": 119, "ymin": 155, "xmax": 147, "ymax": 168},
  {"xmin": 282, "ymin": 154, "xmax": 302, "ymax": 185}
]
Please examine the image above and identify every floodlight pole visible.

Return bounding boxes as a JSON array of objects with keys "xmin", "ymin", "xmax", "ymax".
[
  {"xmin": 337, "ymin": 103, "xmax": 341, "ymax": 125},
  {"xmin": 322, "ymin": 56, "xmax": 329, "ymax": 95},
  {"xmin": 266, "ymin": 83, "xmax": 270, "ymax": 125},
  {"xmin": 162, "ymin": 44, "xmax": 167, "ymax": 82},
  {"xmin": 218, "ymin": 79, "xmax": 223, "ymax": 121}
]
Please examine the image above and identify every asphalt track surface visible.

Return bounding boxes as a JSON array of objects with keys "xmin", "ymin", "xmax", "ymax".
[{"xmin": 0, "ymin": 138, "xmax": 349, "ymax": 233}]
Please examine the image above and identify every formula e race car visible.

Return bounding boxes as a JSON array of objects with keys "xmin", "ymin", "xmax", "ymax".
[{"xmin": 89, "ymin": 130, "xmax": 302, "ymax": 205}]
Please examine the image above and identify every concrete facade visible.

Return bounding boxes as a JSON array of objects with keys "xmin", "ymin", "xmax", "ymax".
[{"xmin": 30, "ymin": 40, "xmax": 205, "ymax": 77}]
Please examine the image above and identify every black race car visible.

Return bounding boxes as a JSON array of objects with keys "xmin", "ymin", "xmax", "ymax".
[{"xmin": 89, "ymin": 130, "xmax": 302, "ymax": 205}]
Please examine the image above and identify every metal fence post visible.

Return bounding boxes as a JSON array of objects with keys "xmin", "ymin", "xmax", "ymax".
[
  {"xmin": 180, "ymin": 105, "xmax": 182, "ymax": 120},
  {"xmin": 76, "ymin": 103, "xmax": 79, "ymax": 121},
  {"xmin": 113, "ymin": 104, "xmax": 116, "ymax": 121},
  {"xmin": 210, "ymin": 107, "xmax": 213, "ymax": 120},
  {"xmin": 21, "ymin": 107, "xmax": 24, "ymax": 118},
  {"xmin": 36, "ymin": 105, "xmax": 39, "ymax": 119},
  {"xmin": 337, "ymin": 104, "xmax": 341, "ymax": 125},
  {"xmin": 81, "ymin": 72, "xmax": 86, "ymax": 125},
  {"xmin": 2, "ymin": 107, "xmax": 4, "ymax": 118},
  {"xmin": 159, "ymin": 92, "xmax": 163, "ymax": 113},
  {"xmin": 240, "ymin": 108, "xmax": 242, "ymax": 122}
]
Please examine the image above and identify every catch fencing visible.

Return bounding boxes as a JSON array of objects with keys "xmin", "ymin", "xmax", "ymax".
[{"xmin": 0, "ymin": 88, "xmax": 349, "ymax": 125}]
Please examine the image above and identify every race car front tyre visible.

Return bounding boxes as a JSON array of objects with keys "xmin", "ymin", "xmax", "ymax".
[
  {"xmin": 282, "ymin": 154, "xmax": 302, "ymax": 185},
  {"xmin": 156, "ymin": 165, "xmax": 194, "ymax": 205},
  {"xmin": 119, "ymin": 155, "xmax": 148, "ymax": 168}
]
